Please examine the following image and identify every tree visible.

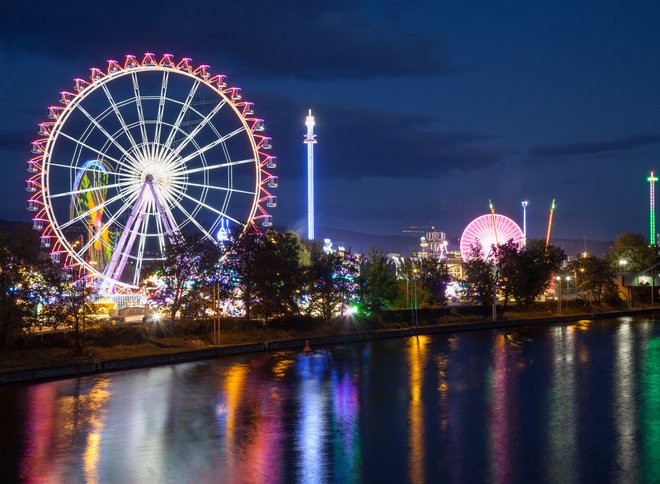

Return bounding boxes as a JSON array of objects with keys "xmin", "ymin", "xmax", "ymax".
[
  {"xmin": 570, "ymin": 255, "xmax": 617, "ymax": 305},
  {"xmin": 417, "ymin": 257, "xmax": 450, "ymax": 306},
  {"xmin": 42, "ymin": 272, "xmax": 97, "ymax": 354},
  {"xmin": 463, "ymin": 243, "xmax": 497, "ymax": 305},
  {"xmin": 306, "ymin": 242, "xmax": 357, "ymax": 319},
  {"xmin": 222, "ymin": 227, "xmax": 264, "ymax": 320},
  {"xmin": 361, "ymin": 247, "xmax": 398, "ymax": 313},
  {"xmin": 495, "ymin": 240, "xmax": 565, "ymax": 309},
  {"xmin": 252, "ymin": 231, "xmax": 305, "ymax": 320},
  {"xmin": 606, "ymin": 232, "xmax": 655, "ymax": 272},
  {"xmin": 147, "ymin": 235, "xmax": 221, "ymax": 321},
  {"xmin": 0, "ymin": 223, "xmax": 43, "ymax": 348}
]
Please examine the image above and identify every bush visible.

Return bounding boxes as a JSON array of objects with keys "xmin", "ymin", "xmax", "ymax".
[
  {"xmin": 452, "ymin": 305, "xmax": 502, "ymax": 317},
  {"xmin": 267, "ymin": 315, "xmax": 322, "ymax": 332},
  {"xmin": 84, "ymin": 325, "xmax": 146, "ymax": 347},
  {"xmin": 380, "ymin": 307, "xmax": 451, "ymax": 324}
]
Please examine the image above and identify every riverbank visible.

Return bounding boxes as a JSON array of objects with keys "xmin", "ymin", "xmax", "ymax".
[{"xmin": 1, "ymin": 306, "xmax": 657, "ymax": 384}]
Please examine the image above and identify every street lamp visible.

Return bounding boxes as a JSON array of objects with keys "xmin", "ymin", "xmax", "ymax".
[
  {"xmin": 412, "ymin": 267, "xmax": 419, "ymax": 328},
  {"xmin": 555, "ymin": 275, "xmax": 562, "ymax": 315},
  {"xmin": 619, "ymin": 259, "xmax": 628, "ymax": 273}
]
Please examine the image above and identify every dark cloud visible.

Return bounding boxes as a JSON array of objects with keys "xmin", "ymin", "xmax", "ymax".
[
  {"xmin": 2, "ymin": 1, "xmax": 457, "ymax": 81},
  {"xmin": 256, "ymin": 93, "xmax": 506, "ymax": 180},
  {"xmin": 530, "ymin": 133, "xmax": 660, "ymax": 158}
]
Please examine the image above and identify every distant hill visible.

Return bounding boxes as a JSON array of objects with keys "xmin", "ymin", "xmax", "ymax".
[
  {"xmin": 314, "ymin": 226, "xmax": 613, "ymax": 258},
  {"xmin": 0, "ymin": 219, "xmax": 613, "ymax": 259}
]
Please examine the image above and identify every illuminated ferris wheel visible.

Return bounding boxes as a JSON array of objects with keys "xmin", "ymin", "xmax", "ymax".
[
  {"xmin": 27, "ymin": 53, "xmax": 277, "ymax": 290},
  {"xmin": 460, "ymin": 214, "xmax": 523, "ymax": 261}
]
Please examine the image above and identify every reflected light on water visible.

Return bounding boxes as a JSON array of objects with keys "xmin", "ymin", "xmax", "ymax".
[
  {"xmin": 615, "ymin": 322, "xmax": 639, "ymax": 481},
  {"xmin": 330, "ymin": 368, "xmax": 362, "ymax": 481},
  {"xmin": 546, "ymin": 325, "xmax": 577, "ymax": 482},
  {"xmin": 6, "ymin": 317, "xmax": 660, "ymax": 482},
  {"xmin": 489, "ymin": 333, "xmax": 517, "ymax": 484},
  {"xmin": 407, "ymin": 335, "xmax": 429, "ymax": 484},
  {"xmin": 296, "ymin": 354, "xmax": 329, "ymax": 483},
  {"xmin": 83, "ymin": 376, "xmax": 111, "ymax": 484},
  {"xmin": 219, "ymin": 363, "xmax": 248, "ymax": 481}
]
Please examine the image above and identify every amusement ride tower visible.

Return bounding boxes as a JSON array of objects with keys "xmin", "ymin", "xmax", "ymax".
[
  {"xmin": 649, "ymin": 171, "xmax": 657, "ymax": 246},
  {"xmin": 304, "ymin": 109, "xmax": 317, "ymax": 240}
]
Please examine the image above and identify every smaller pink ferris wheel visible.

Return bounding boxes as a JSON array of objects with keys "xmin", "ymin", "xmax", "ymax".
[{"xmin": 460, "ymin": 214, "xmax": 523, "ymax": 261}]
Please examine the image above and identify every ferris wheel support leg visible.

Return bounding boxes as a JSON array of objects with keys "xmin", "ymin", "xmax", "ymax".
[
  {"xmin": 111, "ymin": 200, "xmax": 148, "ymax": 285},
  {"xmin": 102, "ymin": 182, "xmax": 150, "ymax": 290},
  {"xmin": 148, "ymin": 181, "xmax": 180, "ymax": 244}
]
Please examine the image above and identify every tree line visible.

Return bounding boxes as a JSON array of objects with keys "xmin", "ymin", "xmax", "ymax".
[{"xmin": 0, "ymin": 220, "xmax": 655, "ymax": 350}]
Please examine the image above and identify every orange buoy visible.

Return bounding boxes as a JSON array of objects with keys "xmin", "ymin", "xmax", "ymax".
[{"xmin": 303, "ymin": 340, "xmax": 312, "ymax": 353}]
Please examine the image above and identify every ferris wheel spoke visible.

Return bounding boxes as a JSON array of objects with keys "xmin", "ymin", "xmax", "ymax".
[
  {"xmin": 60, "ymin": 189, "xmax": 131, "ymax": 230},
  {"xmin": 75, "ymin": 104, "xmax": 139, "ymax": 165},
  {"xmin": 166, "ymin": 195, "xmax": 218, "ymax": 242},
  {"xmin": 176, "ymin": 157, "xmax": 254, "ymax": 176},
  {"xmin": 172, "ymin": 126, "xmax": 246, "ymax": 168},
  {"xmin": 100, "ymin": 83, "xmax": 140, "ymax": 150},
  {"xmin": 133, "ymin": 199, "xmax": 153, "ymax": 286},
  {"xmin": 168, "ymin": 184, "xmax": 244, "ymax": 226},
  {"xmin": 57, "ymin": 131, "xmax": 139, "ymax": 174},
  {"xmin": 153, "ymin": 71, "xmax": 169, "ymax": 154},
  {"xmin": 178, "ymin": 180, "xmax": 254, "ymax": 195},
  {"xmin": 48, "ymin": 161, "xmax": 126, "ymax": 177},
  {"xmin": 153, "ymin": 208, "xmax": 166, "ymax": 256},
  {"xmin": 162, "ymin": 79, "xmax": 201, "ymax": 154},
  {"xmin": 76, "ymin": 190, "xmax": 142, "ymax": 256},
  {"xmin": 165, "ymin": 99, "xmax": 228, "ymax": 162},
  {"xmin": 104, "ymin": 183, "xmax": 152, "ymax": 283},
  {"xmin": 49, "ymin": 179, "xmax": 136, "ymax": 199},
  {"xmin": 131, "ymin": 72, "xmax": 150, "ymax": 148}
]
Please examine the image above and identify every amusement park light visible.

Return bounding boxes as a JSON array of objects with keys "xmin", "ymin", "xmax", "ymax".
[
  {"xmin": 649, "ymin": 171, "xmax": 657, "ymax": 246},
  {"xmin": 27, "ymin": 53, "xmax": 276, "ymax": 292},
  {"xmin": 304, "ymin": 109, "xmax": 317, "ymax": 240},
  {"xmin": 460, "ymin": 213, "xmax": 524, "ymax": 261}
]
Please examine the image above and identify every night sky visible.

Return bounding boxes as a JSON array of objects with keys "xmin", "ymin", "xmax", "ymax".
[{"xmin": 3, "ymin": 0, "xmax": 660, "ymax": 244}]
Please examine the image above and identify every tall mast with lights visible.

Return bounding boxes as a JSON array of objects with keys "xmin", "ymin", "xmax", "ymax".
[
  {"xmin": 522, "ymin": 200, "xmax": 528, "ymax": 247},
  {"xmin": 304, "ymin": 109, "xmax": 317, "ymax": 240},
  {"xmin": 649, "ymin": 171, "xmax": 658, "ymax": 245}
]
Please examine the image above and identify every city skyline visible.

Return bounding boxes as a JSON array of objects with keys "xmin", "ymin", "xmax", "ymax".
[{"xmin": 2, "ymin": 1, "xmax": 660, "ymax": 242}]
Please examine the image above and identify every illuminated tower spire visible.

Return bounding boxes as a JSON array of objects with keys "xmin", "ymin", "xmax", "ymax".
[
  {"xmin": 649, "ymin": 171, "xmax": 658, "ymax": 245},
  {"xmin": 545, "ymin": 198, "xmax": 555, "ymax": 249},
  {"xmin": 304, "ymin": 109, "xmax": 317, "ymax": 240},
  {"xmin": 521, "ymin": 200, "xmax": 528, "ymax": 248}
]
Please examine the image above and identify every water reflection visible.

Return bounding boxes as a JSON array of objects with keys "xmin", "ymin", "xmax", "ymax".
[
  {"xmin": 614, "ymin": 320, "xmax": 639, "ymax": 481},
  {"xmin": 546, "ymin": 325, "xmax": 577, "ymax": 483},
  {"xmin": 407, "ymin": 335, "xmax": 429, "ymax": 484},
  {"xmin": 641, "ymin": 319, "xmax": 660, "ymax": 478},
  {"xmin": 296, "ymin": 354, "xmax": 329, "ymax": 483},
  {"xmin": 488, "ymin": 333, "xmax": 521, "ymax": 484},
  {"xmin": 20, "ymin": 375, "xmax": 111, "ymax": 482},
  {"xmin": 4, "ymin": 317, "xmax": 660, "ymax": 482}
]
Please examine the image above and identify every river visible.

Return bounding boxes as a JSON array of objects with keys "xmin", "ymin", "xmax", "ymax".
[{"xmin": 1, "ymin": 316, "xmax": 659, "ymax": 483}]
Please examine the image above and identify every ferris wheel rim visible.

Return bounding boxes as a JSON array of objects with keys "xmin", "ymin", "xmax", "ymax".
[
  {"xmin": 460, "ymin": 213, "xmax": 524, "ymax": 261},
  {"xmin": 28, "ymin": 53, "xmax": 276, "ymax": 290}
]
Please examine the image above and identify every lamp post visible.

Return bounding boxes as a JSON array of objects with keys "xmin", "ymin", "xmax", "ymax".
[
  {"xmin": 412, "ymin": 267, "xmax": 419, "ymax": 328},
  {"xmin": 618, "ymin": 259, "xmax": 630, "ymax": 307},
  {"xmin": 555, "ymin": 275, "xmax": 562, "ymax": 315}
]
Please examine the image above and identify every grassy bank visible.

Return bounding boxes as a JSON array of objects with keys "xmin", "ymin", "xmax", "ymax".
[{"xmin": 0, "ymin": 301, "xmax": 653, "ymax": 378}]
